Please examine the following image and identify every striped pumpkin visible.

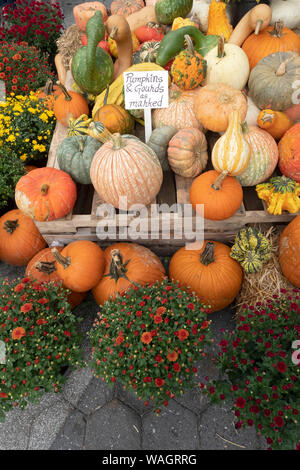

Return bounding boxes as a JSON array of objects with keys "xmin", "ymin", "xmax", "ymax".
[
  {"xmin": 90, "ymin": 133, "xmax": 163, "ymax": 209},
  {"xmin": 236, "ymin": 124, "xmax": 279, "ymax": 187},
  {"xmin": 212, "ymin": 111, "xmax": 251, "ymax": 176},
  {"xmin": 67, "ymin": 114, "xmax": 93, "ymax": 137}
]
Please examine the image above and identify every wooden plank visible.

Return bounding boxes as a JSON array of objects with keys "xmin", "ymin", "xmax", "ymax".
[{"xmin": 175, "ymin": 174, "xmax": 193, "ymax": 205}]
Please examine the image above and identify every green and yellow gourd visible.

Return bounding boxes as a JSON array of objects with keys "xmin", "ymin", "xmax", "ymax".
[
  {"xmin": 171, "ymin": 35, "xmax": 207, "ymax": 90},
  {"xmin": 155, "ymin": 0, "xmax": 193, "ymax": 25},
  {"xmin": 256, "ymin": 175, "xmax": 300, "ymax": 215},
  {"xmin": 71, "ymin": 11, "xmax": 114, "ymax": 96},
  {"xmin": 67, "ymin": 114, "xmax": 93, "ymax": 137},
  {"xmin": 230, "ymin": 227, "xmax": 271, "ymax": 274},
  {"xmin": 57, "ymin": 135, "xmax": 102, "ymax": 185}
]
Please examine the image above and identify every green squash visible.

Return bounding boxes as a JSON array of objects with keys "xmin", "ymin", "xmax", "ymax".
[
  {"xmin": 230, "ymin": 227, "xmax": 271, "ymax": 274},
  {"xmin": 132, "ymin": 40, "xmax": 160, "ymax": 65},
  {"xmin": 57, "ymin": 135, "xmax": 102, "ymax": 185},
  {"xmin": 147, "ymin": 126, "xmax": 178, "ymax": 171},
  {"xmin": 71, "ymin": 11, "xmax": 114, "ymax": 96},
  {"xmin": 155, "ymin": 0, "xmax": 193, "ymax": 25}
]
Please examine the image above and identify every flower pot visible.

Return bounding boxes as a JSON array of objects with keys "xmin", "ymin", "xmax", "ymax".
[{"xmin": 230, "ymin": 0, "xmax": 271, "ymax": 27}]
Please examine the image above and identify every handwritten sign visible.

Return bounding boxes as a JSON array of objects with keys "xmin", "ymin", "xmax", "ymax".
[{"xmin": 123, "ymin": 71, "xmax": 169, "ymax": 142}]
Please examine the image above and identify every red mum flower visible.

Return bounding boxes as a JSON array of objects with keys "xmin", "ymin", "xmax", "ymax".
[
  {"xmin": 14, "ymin": 283, "xmax": 25, "ymax": 292},
  {"xmin": 277, "ymin": 362, "xmax": 287, "ymax": 373},
  {"xmin": 235, "ymin": 397, "xmax": 246, "ymax": 409},
  {"xmin": 167, "ymin": 350, "xmax": 178, "ymax": 362},
  {"xmin": 178, "ymin": 329, "xmax": 189, "ymax": 341},
  {"xmin": 0, "ymin": 393, "xmax": 8, "ymax": 398},
  {"xmin": 173, "ymin": 362, "xmax": 181, "ymax": 372},
  {"xmin": 156, "ymin": 307, "xmax": 166, "ymax": 315},
  {"xmin": 20, "ymin": 303, "xmax": 32, "ymax": 313},
  {"xmin": 155, "ymin": 378, "xmax": 165, "ymax": 387},
  {"xmin": 154, "ymin": 315, "xmax": 162, "ymax": 324},
  {"xmin": 273, "ymin": 416, "xmax": 285, "ymax": 427},
  {"xmin": 141, "ymin": 332, "xmax": 152, "ymax": 344},
  {"xmin": 63, "ymin": 331, "xmax": 71, "ymax": 337},
  {"xmin": 187, "ymin": 303, "xmax": 195, "ymax": 310}
]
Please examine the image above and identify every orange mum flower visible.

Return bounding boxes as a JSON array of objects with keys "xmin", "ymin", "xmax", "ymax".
[
  {"xmin": 20, "ymin": 303, "xmax": 33, "ymax": 313},
  {"xmin": 12, "ymin": 327, "xmax": 26, "ymax": 340},
  {"xmin": 167, "ymin": 350, "xmax": 178, "ymax": 362},
  {"xmin": 12, "ymin": 53, "xmax": 22, "ymax": 60},
  {"xmin": 178, "ymin": 328, "xmax": 189, "ymax": 341},
  {"xmin": 154, "ymin": 315, "xmax": 163, "ymax": 324},
  {"xmin": 116, "ymin": 335, "xmax": 124, "ymax": 345},
  {"xmin": 156, "ymin": 306, "xmax": 166, "ymax": 315},
  {"xmin": 141, "ymin": 332, "xmax": 152, "ymax": 344},
  {"xmin": 201, "ymin": 321, "xmax": 209, "ymax": 330}
]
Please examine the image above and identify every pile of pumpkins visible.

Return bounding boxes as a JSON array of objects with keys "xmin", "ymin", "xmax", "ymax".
[{"xmin": 3, "ymin": 0, "xmax": 300, "ymax": 312}]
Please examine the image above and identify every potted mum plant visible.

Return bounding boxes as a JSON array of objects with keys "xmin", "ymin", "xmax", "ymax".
[
  {"xmin": 89, "ymin": 278, "xmax": 212, "ymax": 413},
  {"xmin": 200, "ymin": 291, "xmax": 300, "ymax": 450},
  {"xmin": 0, "ymin": 276, "xmax": 84, "ymax": 421}
]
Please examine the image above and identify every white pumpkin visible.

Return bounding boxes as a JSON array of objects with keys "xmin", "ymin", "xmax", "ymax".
[
  {"xmin": 204, "ymin": 38, "xmax": 250, "ymax": 91},
  {"xmin": 246, "ymin": 95, "xmax": 260, "ymax": 127},
  {"xmin": 270, "ymin": 0, "xmax": 300, "ymax": 30}
]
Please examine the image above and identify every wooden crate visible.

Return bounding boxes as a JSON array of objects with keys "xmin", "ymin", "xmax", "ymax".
[{"xmin": 35, "ymin": 75, "xmax": 299, "ymax": 254}]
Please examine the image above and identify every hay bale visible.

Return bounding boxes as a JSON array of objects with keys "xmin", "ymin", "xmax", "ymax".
[{"xmin": 57, "ymin": 24, "xmax": 83, "ymax": 70}]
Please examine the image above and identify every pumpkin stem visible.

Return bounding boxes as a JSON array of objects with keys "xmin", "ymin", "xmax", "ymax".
[
  {"xmin": 103, "ymin": 84, "xmax": 110, "ymax": 106},
  {"xmin": 184, "ymin": 35, "xmax": 195, "ymax": 56},
  {"xmin": 261, "ymin": 112, "xmax": 274, "ymax": 124},
  {"xmin": 241, "ymin": 121, "xmax": 250, "ymax": 134},
  {"xmin": 3, "ymin": 219, "xmax": 19, "ymax": 234},
  {"xmin": 105, "ymin": 249, "xmax": 130, "ymax": 283},
  {"xmin": 77, "ymin": 135, "xmax": 85, "ymax": 152},
  {"xmin": 111, "ymin": 133, "xmax": 123, "ymax": 150},
  {"xmin": 217, "ymin": 35, "xmax": 225, "ymax": 59},
  {"xmin": 51, "ymin": 248, "xmax": 71, "ymax": 269},
  {"xmin": 200, "ymin": 242, "xmax": 215, "ymax": 266},
  {"xmin": 211, "ymin": 171, "xmax": 229, "ymax": 191},
  {"xmin": 273, "ymin": 20, "xmax": 284, "ymax": 38},
  {"xmin": 35, "ymin": 261, "xmax": 57, "ymax": 275},
  {"xmin": 254, "ymin": 19, "xmax": 263, "ymax": 36},
  {"xmin": 41, "ymin": 184, "xmax": 49, "ymax": 195},
  {"xmin": 43, "ymin": 78, "xmax": 54, "ymax": 95},
  {"xmin": 56, "ymin": 81, "xmax": 72, "ymax": 101}
]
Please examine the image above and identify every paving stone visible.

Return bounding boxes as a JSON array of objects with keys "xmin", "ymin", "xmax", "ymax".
[
  {"xmin": 51, "ymin": 410, "xmax": 86, "ymax": 450},
  {"xmin": 25, "ymin": 392, "xmax": 63, "ymax": 418},
  {"xmin": 28, "ymin": 397, "xmax": 73, "ymax": 450},
  {"xmin": 84, "ymin": 399, "xmax": 141, "ymax": 450},
  {"xmin": 76, "ymin": 376, "xmax": 115, "ymax": 415},
  {"xmin": 142, "ymin": 400, "xmax": 199, "ymax": 450},
  {"xmin": 62, "ymin": 366, "xmax": 94, "ymax": 408},
  {"xmin": 0, "ymin": 261, "xmax": 25, "ymax": 280},
  {"xmin": 115, "ymin": 381, "xmax": 155, "ymax": 416},
  {"xmin": 0, "ymin": 407, "xmax": 34, "ymax": 450},
  {"xmin": 199, "ymin": 403, "xmax": 260, "ymax": 450}
]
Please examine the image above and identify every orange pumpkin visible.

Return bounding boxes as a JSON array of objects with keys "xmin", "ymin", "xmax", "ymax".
[
  {"xmin": 26, "ymin": 246, "xmax": 87, "ymax": 309},
  {"xmin": 278, "ymin": 123, "xmax": 300, "ymax": 182},
  {"xmin": 110, "ymin": 0, "xmax": 144, "ymax": 17},
  {"xmin": 15, "ymin": 168, "xmax": 77, "ymax": 222},
  {"xmin": 279, "ymin": 214, "xmax": 300, "ymax": 287},
  {"xmin": 92, "ymin": 242, "xmax": 166, "ymax": 305},
  {"xmin": 189, "ymin": 170, "xmax": 244, "ymax": 220},
  {"xmin": 52, "ymin": 241, "xmax": 105, "ymax": 292},
  {"xmin": 0, "ymin": 209, "xmax": 46, "ymax": 266},
  {"xmin": 24, "ymin": 165, "xmax": 38, "ymax": 173},
  {"xmin": 242, "ymin": 21, "xmax": 300, "ymax": 70},
  {"xmin": 153, "ymin": 84, "xmax": 204, "ymax": 131},
  {"xmin": 169, "ymin": 240, "xmax": 243, "ymax": 312},
  {"xmin": 93, "ymin": 86, "xmax": 134, "ymax": 134},
  {"xmin": 257, "ymin": 109, "xmax": 294, "ymax": 141},
  {"xmin": 90, "ymin": 133, "xmax": 163, "ymax": 209},
  {"xmin": 194, "ymin": 83, "xmax": 247, "ymax": 133},
  {"xmin": 36, "ymin": 79, "xmax": 62, "ymax": 111},
  {"xmin": 73, "ymin": 2, "xmax": 108, "ymax": 31},
  {"xmin": 53, "ymin": 84, "xmax": 89, "ymax": 127}
]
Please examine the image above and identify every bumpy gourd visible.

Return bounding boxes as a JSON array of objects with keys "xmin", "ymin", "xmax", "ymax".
[
  {"xmin": 206, "ymin": 0, "xmax": 233, "ymax": 42},
  {"xmin": 171, "ymin": 35, "xmax": 206, "ymax": 90},
  {"xmin": 71, "ymin": 11, "xmax": 114, "ymax": 95},
  {"xmin": 256, "ymin": 175, "xmax": 300, "ymax": 215},
  {"xmin": 230, "ymin": 227, "xmax": 271, "ymax": 274}
]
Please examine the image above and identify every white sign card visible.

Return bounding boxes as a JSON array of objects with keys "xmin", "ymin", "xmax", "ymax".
[{"xmin": 123, "ymin": 70, "xmax": 169, "ymax": 143}]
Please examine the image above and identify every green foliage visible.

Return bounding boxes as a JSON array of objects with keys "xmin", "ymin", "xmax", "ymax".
[{"xmin": 0, "ymin": 146, "xmax": 25, "ymax": 209}]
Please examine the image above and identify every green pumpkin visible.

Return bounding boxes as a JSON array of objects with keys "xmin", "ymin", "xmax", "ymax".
[
  {"xmin": 147, "ymin": 126, "xmax": 178, "ymax": 170},
  {"xmin": 155, "ymin": 0, "xmax": 193, "ymax": 25},
  {"xmin": 57, "ymin": 135, "xmax": 102, "ymax": 185},
  {"xmin": 71, "ymin": 11, "xmax": 114, "ymax": 96},
  {"xmin": 230, "ymin": 227, "xmax": 271, "ymax": 274}
]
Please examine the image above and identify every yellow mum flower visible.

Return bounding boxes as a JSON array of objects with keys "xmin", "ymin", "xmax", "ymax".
[
  {"xmin": 28, "ymin": 107, "xmax": 36, "ymax": 114},
  {"xmin": 39, "ymin": 113, "xmax": 48, "ymax": 122},
  {"xmin": 20, "ymin": 154, "xmax": 27, "ymax": 161},
  {"xmin": 6, "ymin": 135, "xmax": 16, "ymax": 142}
]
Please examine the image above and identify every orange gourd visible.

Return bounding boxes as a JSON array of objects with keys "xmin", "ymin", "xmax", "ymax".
[
  {"xmin": 94, "ymin": 86, "xmax": 134, "ymax": 134},
  {"xmin": 153, "ymin": 84, "xmax": 204, "ymax": 131},
  {"xmin": 73, "ymin": 2, "xmax": 108, "ymax": 31},
  {"xmin": 15, "ymin": 168, "xmax": 77, "ymax": 222},
  {"xmin": 169, "ymin": 240, "xmax": 243, "ymax": 312},
  {"xmin": 193, "ymin": 83, "xmax": 247, "ymax": 133},
  {"xmin": 53, "ymin": 83, "xmax": 89, "ymax": 127},
  {"xmin": 257, "ymin": 109, "xmax": 294, "ymax": 140},
  {"xmin": 52, "ymin": 241, "xmax": 105, "ymax": 292},
  {"xmin": 278, "ymin": 123, "xmax": 300, "ymax": 182},
  {"xmin": 111, "ymin": 0, "xmax": 144, "ymax": 17},
  {"xmin": 242, "ymin": 21, "xmax": 300, "ymax": 70},
  {"xmin": 92, "ymin": 242, "xmax": 166, "ymax": 305},
  {"xmin": 279, "ymin": 214, "xmax": 300, "ymax": 287},
  {"xmin": 26, "ymin": 246, "xmax": 87, "ymax": 309},
  {"xmin": 106, "ymin": 15, "xmax": 133, "ymax": 79},
  {"xmin": 90, "ymin": 133, "xmax": 163, "ymax": 209},
  {"xmin": 189, "ymin": 170, "xmax": 243, "ymax": 221},
  {"xmin": 0, "ymin": 209, "xmax": 46, "ymax": 266}
]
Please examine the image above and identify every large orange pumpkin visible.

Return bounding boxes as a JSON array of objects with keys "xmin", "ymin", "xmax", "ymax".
[
  {"xmin": 110, "ymin": 0, "xmax": 144, "ymax": 17},
  {"xmin": 193, "ymin": 83, "xmax": 247, "ymax": 133},
  {"xmin": 90, "ymin": 133, "xmax": 163, "ymax": 209},
  {"xmin": 26, "ymin": 246, "xmax": 87, "ymax": 309},
  {"xmin": 0, "ymin": 209, "xmax": 46, "ymax": 266},
  {"xmin": 169, "ymin": 240, "xmax": 243, "ymax": 312},
  {"xmin": 190, "ymin": 170, "xmax": 244, "ymax": 221},
  {"xmin": 278, "ymin": 214, "xmax": 300, "ymax": 287},
  {"xmin": 92, "ymin": 242, "xmax": 166, "ymax": 305},
  {"xmin": 15, "ymin": 168, "xmax": 77, "ymax": 222},
  {"xmin": 73, "ymin": 2, "xmax": 108, "ymax": 31},
  {"xmin": 153, "ymin": 84, "xmax": 204, "ymax": 131},
  {"xmin": 52, "ymin": 240, "xmax": 105, "ymax": 292},
  {"xmin": 242, "ymin": 21, "xmax": 300, "ymax": 71},
  {"xmin": 53, "ymin": 84, "xmax": 89, "ymax": 127},
  {"xmin": 278, "ymin": 123, "xmax": 300, "ymax": 182}
]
